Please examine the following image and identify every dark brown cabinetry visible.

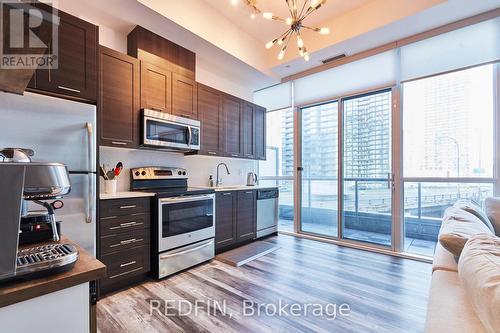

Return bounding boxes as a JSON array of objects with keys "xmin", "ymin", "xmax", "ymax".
[
  {"xmin": 215, "ymin": 190, "xmax": 256, "ymax": 252},
  {"xmin": 254, "ymin": 105, "xmax": 267, "ymax": 160},
  {"xmin": 236, "ymin": 190, "xmax": 256, "ymax": 241},
  {"xmin": 215, "ymin": 191, "xmax": 236, "ymax": 250},
  {"xmin": 223, "ymin": 95, "xmax": 242, "ymax": 158},
  {"xmin": 140, "ymin": 61, "xmax": 172, "ymax": 113},
  {"xmin": 30, "ymin": 5, "xmax": 98, "ymax": 102},
  {"xmin": 99, "ymin": 197, "xmax": 151, "ymax": 295},
  {"xmin": 242, "ymin": 102, "xmax": 255, "ymax": 159},
  {"xmin": 172, "ymin": 73, "xmax": 197, "ymax": 119},
  {"xmin": 197, "ymin": 84, "xmax": 223, "ymax": 156},
  {"xmin": 99, "ymin": 46, "xmax": 140, "ymax": 148}
]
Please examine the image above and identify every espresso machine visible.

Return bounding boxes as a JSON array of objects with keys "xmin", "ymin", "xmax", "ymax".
[{"xmin": 0, "ymin": 149, "xmax": 79, "ymax": 282}]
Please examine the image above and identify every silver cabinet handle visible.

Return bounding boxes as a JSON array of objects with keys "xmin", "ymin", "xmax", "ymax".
[
  {"xmin": 111, "ymin": 141, "xmax": 127, "ymax": 146},
  {"xmin": 58, "ymin": 85, "xmax": 81, "ymax": 93},
  {"xmin": 207, "ymin": 151, "xmax": 217, "ymax": 155},
  {"xmin": 109, "ymin": 221, "xmax": 143, "ymax": 230},
  {"xmin": 120, "ymin": 205, "xmax": 137, "ymax": 209},
  {"xmin": 101, "ymin": 216, "xmax": 117, "ymax": 220},
  {"xmin": 109, "ymin": 238, "xmax": 143, "ymax": 248},
  {"xmin": 181, "ymin": 114, "xmax": 192, "ymax": 119},
  {"xmin": 160, "ymin": 194, "xmax": 214, "ymax": 204},
  {"xmin": 119, "ymin": 260, "xmax": 137, "ymax": 268},
  {"xmin": 231, "ymin": 154, "xmax": 238, "ymax": 157},
  {"xmin": 109, "ymin": 267, "xmax": 143, "ymax": 279},
  {"xmin": 245, "ymin": 191, "xmax": 253, "ymax": 194},
  {"xmin": 159, "ymin": 239, "xmax": 214, "ymax": 259},
  {"xmin": 222, "ymin": 192, "xmax": 232, "ymax": 196},
  {"xmin": 86, "ymin": 122, "xmax": 94, "ymax": 224}
]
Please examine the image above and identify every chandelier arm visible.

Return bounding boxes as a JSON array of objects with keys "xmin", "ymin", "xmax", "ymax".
[
  {"xmin": 285, "ymin": 0, "xmax": 295, "ymax": 19},
  {"xmin": 298, "ymin": 0, "xmax": 310, "ymax": 21}
]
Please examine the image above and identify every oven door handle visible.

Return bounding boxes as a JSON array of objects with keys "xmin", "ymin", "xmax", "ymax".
[
  {"xmin": 159, "ymin": 239, "xmax": 214, "ymax": 259},
  {"xmin": 159, "ymin": 194, "xmax": 215, "ymax": 204}
]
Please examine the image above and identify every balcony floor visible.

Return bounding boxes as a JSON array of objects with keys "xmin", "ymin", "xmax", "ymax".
[{"xmin": 278, "ymin": 219, "xmax": 437, "ymax": 257}]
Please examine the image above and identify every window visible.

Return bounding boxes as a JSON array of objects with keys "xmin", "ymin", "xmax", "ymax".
[{"xmin": 402, "ymin": 64, "xmax": 496, "ymax": 256}]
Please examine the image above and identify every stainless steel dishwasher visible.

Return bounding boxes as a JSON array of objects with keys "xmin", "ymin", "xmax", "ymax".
[{"xmin": 256, "ymin": 188, "xmax": 279, "ymax": 238}]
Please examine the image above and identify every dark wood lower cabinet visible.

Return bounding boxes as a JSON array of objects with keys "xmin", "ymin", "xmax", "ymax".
[
  {"xmin": 99, "ymin": 197, "xmax": 151, "ymax": 296},
  {"xmin": 215, "ymin": 190, "xmax": 256, "ymax": 253}
]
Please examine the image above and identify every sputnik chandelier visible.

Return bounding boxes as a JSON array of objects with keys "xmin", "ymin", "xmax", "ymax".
[{"xmin": 233, "ymin": 0, "xmax": 330, "ymax": 61}]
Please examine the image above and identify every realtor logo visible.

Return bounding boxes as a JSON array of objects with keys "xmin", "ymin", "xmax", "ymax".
[{"xmin": 0, "ymin": 0, "xmax": 59, "ymax": 69}]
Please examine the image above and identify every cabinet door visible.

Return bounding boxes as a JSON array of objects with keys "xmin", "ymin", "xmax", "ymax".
[
  {"xmin": 172, "ymin": 73, "xmax": 197, "ymax": 119},
  {"xmin": 99, "ymin": 46, "xmax": 140, "ymax": 148},
  {"xmin": 223, "ymin": 95, "xmax": 242, "ymax": 158},
  {"xmin": 242, "ymin": 102, "xmax": 255, "ymax": 159},
  {"xmin": 140, "ymin": 62, "xmax": 172, "ymax": 113},
  {"xmin": 215, "ymin": 191, "xmax": 236, "ymax": 250},
  {"xmin": 236, "ymin": 190, "xmax": 256, "ymax": 241},
  {"xmin": 198, "ymin": 84, "xmax": 222, "ymax": 156},
  {"xmin": 35, "ymin": 6, "xmax": 98, "ymax": 101},
  {"xmin": 254, "ymin": 105, "xmax": 267, "ymax": 160}
]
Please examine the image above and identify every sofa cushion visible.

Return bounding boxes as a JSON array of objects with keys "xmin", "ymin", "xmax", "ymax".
[
  {"xmin": 432, "ymin": 242, "xmax": 458, "ymax": 273},
  {"xmin": 438, "ymin": 207, "xmax": 493, "ymax": 257},
  {"xmin": 454, "ymin": 199, "xmax": 495, "ymax": 232},
  {"xmin": 425, "ymin": 270, "xmax": 487, "ymax": 333},
  {"xmin": 458, "ymin": 234, "xmax": 500, "ymax": 333},
  {"xmin": 485, "ymin": 197, "xmax": 500, "ymax": 236}
]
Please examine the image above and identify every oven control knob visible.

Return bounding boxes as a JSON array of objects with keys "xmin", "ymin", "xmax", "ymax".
[
  {"xmin": 135, "ymin": 171, "xmax": 140, "ymax": 176},
  {"xmin": 178, "ymin": 171, "xmax": 182, "ymax": 175},
  {"xmin": 141, "ymin": 171, "xmax": 146, "ymax": 176},
  {"xmin": 182, "ymin": 171, "xmax": 186, "ymax": 176}
]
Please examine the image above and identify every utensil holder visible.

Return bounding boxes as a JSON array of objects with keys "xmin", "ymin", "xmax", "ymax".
[{"xmin": 104, "ymin": 179, "xmax": 117, "ymax": 194}]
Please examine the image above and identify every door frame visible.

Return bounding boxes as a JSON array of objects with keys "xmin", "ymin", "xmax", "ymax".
[{"xmin": 294, "ymin": 84, "xmax": 402, "ymax": 252}]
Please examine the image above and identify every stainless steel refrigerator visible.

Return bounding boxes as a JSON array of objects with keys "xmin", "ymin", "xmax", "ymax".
[{"xmin": 0, "ymin": 91, "xmax": 97, "ymax": 256}]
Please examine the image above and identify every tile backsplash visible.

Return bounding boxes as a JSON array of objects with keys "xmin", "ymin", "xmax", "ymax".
[{"xmin": 99, "ymin": 147, "xmax": 257, "ymax": 192}]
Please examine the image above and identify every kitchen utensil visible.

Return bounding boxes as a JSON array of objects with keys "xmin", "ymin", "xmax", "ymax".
[
  {"xmin": 0, "ymin": 148, "xmax": 34, "ymax": 163},
  {"xmin": 114, "ymin": 162, "xmax": 123, "ymax": 177},
  {"xmin": 247, "ymin": 172, "xmax": 258, "ymax": 186},
  {"xmin": 106, "ymin": 170, "xmax": 115, "ymax": 180},
  {"xmin": 100, "ymin": 165, "xmax": 108, "ymax": 180}
]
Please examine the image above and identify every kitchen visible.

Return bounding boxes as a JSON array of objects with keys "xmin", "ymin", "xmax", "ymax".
[{"xmin": 0, "ymin": 1, "xmax": 277, "ymax": 332}]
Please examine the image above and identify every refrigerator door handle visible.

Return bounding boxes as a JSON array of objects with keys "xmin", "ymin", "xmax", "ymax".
[{"xmin": 86, "ymin": 122, "xmax": 94, "ymax": 224}]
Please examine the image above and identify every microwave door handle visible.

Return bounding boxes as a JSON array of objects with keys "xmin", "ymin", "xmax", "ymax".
[{"xmin": 187, "ymin": 126, "xmax": 192, "ymax": 146}]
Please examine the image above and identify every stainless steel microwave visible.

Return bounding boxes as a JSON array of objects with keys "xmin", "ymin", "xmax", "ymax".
[{"xmin": 142, "ymin": 109, "xmax": 200, "ymax": 151}]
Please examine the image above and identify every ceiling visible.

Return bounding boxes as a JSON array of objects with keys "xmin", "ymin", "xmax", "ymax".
[{"xmin": 203, "ymin": 0, "xmax": 371, "ymax": 44}]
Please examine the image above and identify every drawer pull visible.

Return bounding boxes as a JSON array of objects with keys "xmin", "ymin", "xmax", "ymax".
[
  {"xmin": 109, "ymin": 267, "xmax": 143, "ymax": 279},
  {"xmin": 101, "ymin": 216, "xmax": 118, "ymax": 220},
  {"xmin": 120, "ymin": 260, "xmax": 137, "ymax": 268},
  {"xmin": 207, "ymin": 151, "xmax": 217, "ymax": 155},
  {"xmin": 239, "ymin": 232, "xmax": 254, "ymax": 238},
  {"xmin": 231, "ymin": 154, "xmax": 238, "ymax": 157},
  {"xmin": 120, "ymin": 205, "xmax": 137, "ymax": 209},
  {"xmin": 109, "ymin": 238, "xmax": 143, "ymax": 248},
  {"xmin": 109, "ymin": 221, "xmax": 143, "ymax": 230},
  {"xmin": 180, "ymin": 114, "xmax": 192, "ymax": 119},
  {"xmin": 57, "ymin": 85, "xmax": 81, "ymax": 93},
  {"xmin": 222, "ymin": 193, "xmax": 232, "ymax": 196},
  {"xmin": 245, "ymin": 191, "xmax": 253, "ymax": 194},
  {"xmin": 111, "ymin": 141, "xmax": 127, "ymax": 146}
]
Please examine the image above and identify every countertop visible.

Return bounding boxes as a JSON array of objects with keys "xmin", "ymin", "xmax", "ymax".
[
  {"xmin": 193, "ymin": 185, "xmax": 279, "ymax": 192},
  {"xmin": 100, "ymin": 191, "xmax": 156, "ymax": 200},
  {"xmin": 0, "ymin": 237, "xmax": 106, "ymax": 308}
]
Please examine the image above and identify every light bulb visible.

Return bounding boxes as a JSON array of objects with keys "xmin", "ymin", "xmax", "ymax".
[
  {"xmin": 278, "ymin": 38, "xmax": 284, "ymax": 46},
  {"xmin": 230, "ymin": 0, "xmax": 238, "ymax": 5},
  {"xmin": 319, "ymin": 27, "xmax": 330, "ymax": 35},
  {"xmin": 285, "ymin": 17, "xmax": 293, "ymax": 25},
  {"xmin": 299, "ymin": 48, "xmax": 304, "ymax": 56},
  {"xmin": 297, "ymin": 36, "xmax": 304, "ymax": 48},
  {"xmin": 250, "ymin": 13, "xmax": 256, "ymax": 19},
  {"xmin": 265, "ymin": 40, "xmax": 274, "ymax": 49},
  {"xmin": 310, "ymin": 0, "xmax": 319, "ymax": 8},
  {"xmin": 262, "ymin": 12, "xmax": 273, "ymax": 19},
  {"xmin": 304, "ymin": 53, "xmax": 310, "ymax": 61},
  {"xmin": 278, "ymin": 50, "xmax": 285, "ymax": 60}
]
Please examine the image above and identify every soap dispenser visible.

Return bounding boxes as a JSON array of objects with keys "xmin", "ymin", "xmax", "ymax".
[{"xmin": 208, "ymin": 175, "xmax": 214, "ymax": 187}]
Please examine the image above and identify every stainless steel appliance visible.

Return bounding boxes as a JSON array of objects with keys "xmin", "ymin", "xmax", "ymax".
[
  {"xmin": 0, "ymin": 162, "xmax": 78, "ymax": 282},
  {"xmin": 0, "ymin": 91, "xmax": 97, "ymax": 255},
  {"xmin": 256, "ymin": 188, "xmax": 279, "ymax": 238},
  {"xmin": 246, "ymin": 172, "xmax": 258, "ymax": 186},
  {"xmin": 130, "ymin": 167, "xmax": 215, "ymax": 279},
  {"xmin": 142, "ymin": 109, "xmax": 201, "ymax": 151}
]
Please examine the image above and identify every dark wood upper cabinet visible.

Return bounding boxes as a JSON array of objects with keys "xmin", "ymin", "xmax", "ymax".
[
  {"xmin": 99, "ymin": 46, "xmax": 140, "ymax": 148},
  {"xmin": 172, "ymin": 73, "xmax": 197, "ymax": 119},
  {"xmin": 223, "ymin": 95, "xmax": 242, "ymax": 158},
  {"xmin": 236, "ymin": 190, "xmax": 256, "ymax": 242},
  {"xmin": 242, "ymin": 102, "xmax": 255, "ymax": 159},
  {"xmin": 254, "ymin": 105, "xmax": 267, "ymax": 160},
  {"xmin": 197, "ymin": 83, "xmax": 223, "ymax": 156},
  {"xmin": 140, "ymin": 61, "xmax": 172, "ymax": 113},
  {"xmin": 215, "ymin": 192, "xmax": 236, "ymax": 250},
  {"xmin": 34, "ymin": 5, "xmax": 98, "ymax": 102}
]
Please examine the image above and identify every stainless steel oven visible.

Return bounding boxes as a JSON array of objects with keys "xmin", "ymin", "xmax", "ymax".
[
  {"xmin": 158, "ymin": 194, "xmax": 215, "ymax": 252},
  {"xmin": 142, "ymin": 109, "xmax": 200, "ymax": 151}
]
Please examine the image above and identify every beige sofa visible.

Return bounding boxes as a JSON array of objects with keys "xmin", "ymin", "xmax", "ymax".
[{"xmin": 424, "ymin": 199, "xmax": 500, "ymax": 333}]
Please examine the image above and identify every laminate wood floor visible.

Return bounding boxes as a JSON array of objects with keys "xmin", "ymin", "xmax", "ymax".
[{"xmin": 97, "ymin": 235, "xmax": 432, "ymax": 333}]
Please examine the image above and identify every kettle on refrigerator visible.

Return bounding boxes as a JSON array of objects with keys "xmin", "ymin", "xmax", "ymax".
[{"xmin": 246, "ymin": 172, "xmax": 258, "ymax": 186}]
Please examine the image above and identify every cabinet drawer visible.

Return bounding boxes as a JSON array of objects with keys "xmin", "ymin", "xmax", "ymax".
[
  {"xmin": 100, "ymin": 213, "xmax": 150, "ymax": 236},
  {"xmin": 100, "ymin": 198, "xmax": 150, "ymax": 218},
  {"xmin": 100, "ymin": 246, "xmax": 150, "ymax": 291},
  {"xmin": 100, "ymin": 229, "xmax": 150, "ymax": 255}
]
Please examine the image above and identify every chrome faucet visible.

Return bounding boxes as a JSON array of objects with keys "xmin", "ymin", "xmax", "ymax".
[{"xmin": 216, "ymin": 163, "xmax": 230, "ymax": 187}]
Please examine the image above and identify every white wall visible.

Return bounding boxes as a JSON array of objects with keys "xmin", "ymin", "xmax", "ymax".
[{"xmin": 100, "ymin": 147, "xmax": 256, "ymax": 192}]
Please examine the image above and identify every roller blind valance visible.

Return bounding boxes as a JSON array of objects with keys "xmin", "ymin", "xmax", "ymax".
[{"xmin": 253, "ymin": 82, "xmax": 292, "ymax": 111}]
